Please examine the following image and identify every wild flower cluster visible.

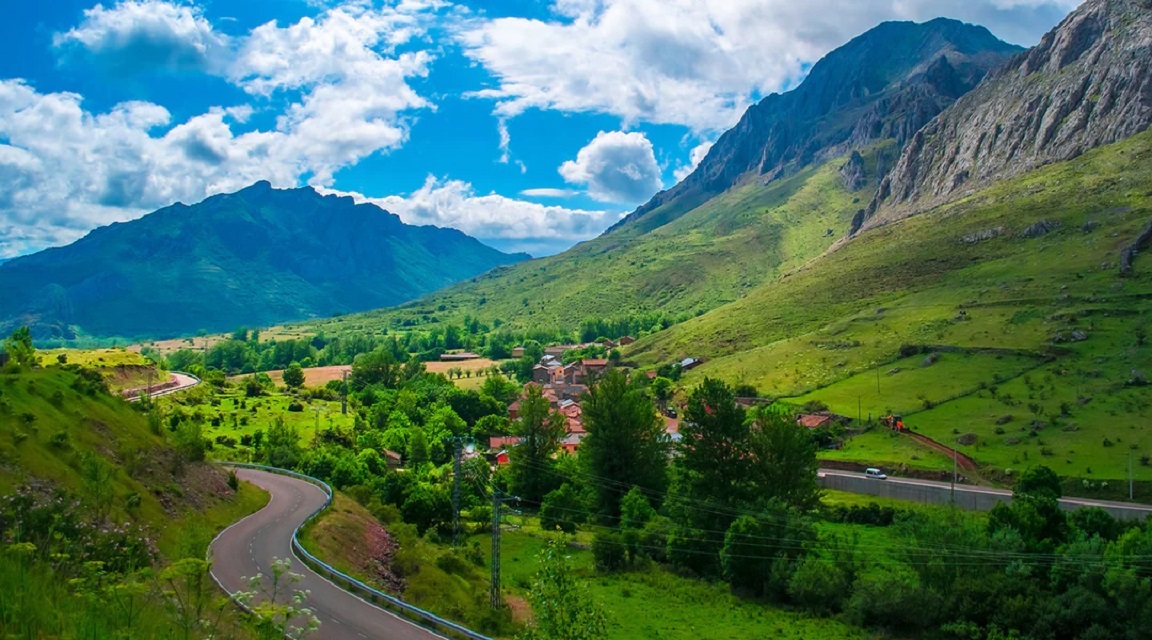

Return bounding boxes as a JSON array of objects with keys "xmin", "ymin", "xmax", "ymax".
[{"xmin": 0, "ymin": 483, "xmax": 155, "ymax": 573}]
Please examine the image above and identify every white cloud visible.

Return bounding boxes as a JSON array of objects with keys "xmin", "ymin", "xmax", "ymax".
[
  {"xmin": 520, "ymin": 188, "xmax": 578, "ymax": 198},
  {"xmin": 460, "ymin": 0, "xmax": 1081, "ymax": 132},
  {"xmin": 0, "ymin": 3, "xmax": 437, "ymax": 258},
  {"xmin": 54, "ymin": 0, "xmax": 229, "ymax": 74},
  {"xmin": 320, "ymin": 177, "xmax": 622, "ymax": 256},
  {"xmin": 559, "ymin": 130, "xmax": 662, "ymax": 204},
  {"xmin": 673, "ymin": 140, "xmax": 713, "ymax": 182}
]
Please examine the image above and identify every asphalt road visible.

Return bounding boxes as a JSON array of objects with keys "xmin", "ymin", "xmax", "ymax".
[
  {"xmin": 210, "ymin": 468, "xmax": 444, "ymax": 640},
  {"xmin": 819, "ymin": 469, "xmax": 1152, "ymax": 515},
  {"xmin": 126, "ymin": 372, "xmax": 200, "ymax": 401}
]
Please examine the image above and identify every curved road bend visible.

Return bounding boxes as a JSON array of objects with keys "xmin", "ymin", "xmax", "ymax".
[{"xmin": 211, "ymin": 468, "xmax": 443, "ymax": 640}]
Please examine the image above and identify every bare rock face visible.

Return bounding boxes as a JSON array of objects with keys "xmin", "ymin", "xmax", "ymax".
[
  {"xmin": 610, "ymin": 19, "xmax": 1020, "ymax": 234},
  {"xmin": 840, "ymin": 150, "xmax": 868, "ymax": 191},
  {"xmin": 857, "ymin": 0, "xmax": 1152, "ymax": 233}
]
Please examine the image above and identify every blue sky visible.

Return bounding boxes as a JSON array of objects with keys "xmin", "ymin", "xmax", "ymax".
[{"xmin": 0, "ymin": 0, "xmax": 1080, "ymax": 258}]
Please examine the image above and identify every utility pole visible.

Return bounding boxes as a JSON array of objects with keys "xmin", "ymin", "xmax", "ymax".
[
  {"xmin": 452, "ymin": 438, "xmax": 464, "ymax": 546},
  {"xmin": 951, "ymin": 448, "xmax": 957, "ymax": 506},
  {"xmin": 490, "ymin": 488, "xmax": 517, "ymax": 609},
  {"xmin": 311, "ymin": 405, "xmax": 324, "ymax": 445},
  {"xmin": 341, "ymin": 369, "xmax": 348, "ymax": 415}
]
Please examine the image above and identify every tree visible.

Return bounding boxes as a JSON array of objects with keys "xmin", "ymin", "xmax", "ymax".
[
  {"xmin": 666, "ymin": 378, "xmax": 750, "ymax": 575},
  {"xmin": 720, "ymin": 502, "xmax": 816, "ymax": 598},
  {"xmin": 282, "ymin": 362, "xmax": 305, "ymax": 389},
  {"xmin": 989, "ymin": 464, "xmax": 1067, "ymax": 552},
  {"xmin": 481, "ymin": 372, "xmax": 521, "ymax": 405},
  {"xmin": 650, "ymin": 376, "xmax": 673, "ymax": 407},
  {"xmin": 509, "ymin": 385, "xmax": 566, "ymax": 504},
  {"xmin": 746, "ymin": 406, "xmax": 822, "ymax": 510},
  {"xmin": 3, "ymin": 327, "xmax": 35, "ymax": 367},
  {"xmin": 579, "ymin": 369, "xmax": 668, "ymax": 519},
  {"xmin": 540, "ymin": 483, "xmax": 590, "ymax": 533},
  {"xmin": 351, "ymin": 348, "xmax": 402, "ymax": 388},
  {"xmin": 517, "ymin": 537, "xmax": 607, "ymax": 640}
]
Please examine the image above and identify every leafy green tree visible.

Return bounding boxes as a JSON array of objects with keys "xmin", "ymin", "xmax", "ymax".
[
  {"xmin": 579, "ymin": 369, "xmax": 668, "ymax": 519},
  {"xmin": 282, "ymin": 362, "xmax": 305, "ymax": 389},
  {"xmin": 540, "ymin": 483, "xmax": 590, "ymax": 534},
  {"xmin": 351, "ymin": 348, "xmax": 403, "ymax": 388},
  {"xmin": 3, "ymin": 327, "xmax": 35, "ymax": 367},
  {"xmin": 989, "ymin": 465, "xmax": 1067, "ymax": 552},
  {"xmin": 666, "ymin": 378, "xmax": 749, "ymax": 575},
  {"xmin": 720, "ymin": 502, "xmax": 816, "ymax": 598},
  {"xmin": 509, "ymin": 385, "xmax": 566, "ymax": 504},
  {"xmin": 481, "ymin": 372, "xmax": 521, "ymax": 405},
  {"xmin": 262, "ymin": 419, "xmax": 301, "ymax": 469},
  {"xmin": 407, "ymin": 428, "xmax": 430, "ymax": 467},
  {"xmin": 517, "ymin": 537, "xmax": 607, "ymax": 640},
  {"xmin": 746, "ymin": 406, "xmax": 822, "ymax": 510},
  {"xmin": 650, "ymin": 376, "xmax": 673, "ymax": 406}
]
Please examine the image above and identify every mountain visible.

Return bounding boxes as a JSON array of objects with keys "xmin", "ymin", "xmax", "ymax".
[
  {"xmin": 308, "ymin": 19, "xmax": 1020, "ymax": 335},
  {"xmin": 857, "ymin": 0, "xmax": 1152, "ymax": 232},
  {"xmin": 0, "ymin": 181, "xmax": 528, "ymax": 339},
  {"xmin": 612, "ymin": 18, "xmax": 1022, "ymax": 237}
]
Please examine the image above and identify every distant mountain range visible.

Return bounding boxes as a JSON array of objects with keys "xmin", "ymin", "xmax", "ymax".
[
  {"xmin": 316, "ymin": 17, "xmax": 1025, "ymax": 332},
  {"xmin": 0, "ymin": 182, "xmax": 528, "ymax": 339}
]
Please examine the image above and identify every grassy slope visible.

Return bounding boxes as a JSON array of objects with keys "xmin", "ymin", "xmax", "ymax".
[
  {"xmin": 0, "ymin": 366, "xmax": 269, "ymax": 557},
  {"xmin": 631, "ymin": 131, "xmax": 1152, "ymax": 480},
  {"xmin": 297, "ymin": 147, "xmax": 884, "ymax": 337},
  {"xmin": 303, "ymin": 493, "xmax": 875, "ymax": 640}
]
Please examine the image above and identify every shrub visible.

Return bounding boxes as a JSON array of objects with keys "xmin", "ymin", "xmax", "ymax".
[
  {"xmin": 49, "ymin": 430, "xmax": 70, "ymax": 449},
  {"xmin": 287, "ymin": 401, "xmax": 305, "ymax": 412},
  {"xmin": 592, "ymin": 531, "xmax": 627, "ymax": 573}
]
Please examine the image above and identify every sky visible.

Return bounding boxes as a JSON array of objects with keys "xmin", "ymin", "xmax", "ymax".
[{"xmin": 0, "ymin": 0, "xmax": 1082, "ymax": 259}]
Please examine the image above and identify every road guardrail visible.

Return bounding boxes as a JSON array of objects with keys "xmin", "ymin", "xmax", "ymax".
[{"xmin": 217, "ymin": 462, "xmax": 493, "ymax": 640}]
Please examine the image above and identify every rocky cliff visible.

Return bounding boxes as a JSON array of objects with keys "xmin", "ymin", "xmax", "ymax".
[
  {"xmin": 858, "ymin": 0, "xmax": 1152, "ymax": 232},
  {"xmin": 611, "ymin": 18, "xmax": 1022, "ymax": 235}
]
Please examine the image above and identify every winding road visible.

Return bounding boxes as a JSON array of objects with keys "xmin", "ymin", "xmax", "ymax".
[{"xmin": 210, "ymin": 468, "xmax": 443, "ymax": 640}]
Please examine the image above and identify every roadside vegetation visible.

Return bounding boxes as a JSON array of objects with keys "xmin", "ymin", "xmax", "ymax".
[{"xmin": 0, "ymin": 330, "xmax": 275, "ymax": 638}]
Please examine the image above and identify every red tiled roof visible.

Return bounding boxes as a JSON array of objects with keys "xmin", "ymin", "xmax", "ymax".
[
  {"xmin": 490, "ymin": 436, "xmax": 522, "ymax": 449},
  {"xmin": 582, "ymin": 359, "xmax": 609, "ymax": 366},
  {"xmin": 646, "ymin": 371, "xmax": 658, "ymax": 379},
  {"xmin": 797, "ymin": 414, "xmax": 832, "ymax": 429}
]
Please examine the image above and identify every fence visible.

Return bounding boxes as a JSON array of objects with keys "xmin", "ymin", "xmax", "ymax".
[{"xmin": 214, "ymin": 462, "xmax": 492, "ymax": 640}]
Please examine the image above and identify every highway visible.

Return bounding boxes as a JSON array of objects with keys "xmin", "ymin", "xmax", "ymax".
[
  {"xmin": 819, "ymin": 469, "xmax": 1152, "ymax": 518},
  {"xmin": 126, "ymin": 372, "xmax": 200, "ymax": 401},
  {"xmin": 210, "ymin": 468, "xmax": 443, "ymax": 640}
]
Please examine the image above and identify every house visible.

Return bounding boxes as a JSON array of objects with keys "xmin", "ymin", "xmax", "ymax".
[
  {"xmin": 494, "ymin": 450, "xmax": 511, "ymax": 465},
  {"xmin": 618, "ymin": 336, "xmax": 636, "ymax": 346},
  {"xmin": 544, "ymin": 345, "xmax": 577, "ymax": 358},
  {"xmin": 797, "ymin": 414, "xmax": 833, "ymax": 429},
  {"xmin": 383, "ymin": 449, "xmax": 403, "ymax": 471},
  {"xmin": 508, "ymin": 400, "xmax": 521, "ymax": 420},
  {"xmin": 440, "ymin": 352, "xmax": 480, "ymax": 361},
  {"xmin": 597, "ymin": 338, "xmax": 617, "ymax": 348},
  {"xmin": 490, "ymin": 436, "xmax": 522, "ymax": 449},
  {"xmin": 664, "ymin": 416, "xmax": 681, "ymax": 444},
  {"xmin": 680, "ymin": 357, "xmax": 703, "ymax": 371},
  {"xmin": 561, "ymin": 433, "xmax": 584, "ymax": 454},
  {"xmin": 645, "ymin": 371, "xmax": 658, "ymax": 380},
  {"xmin": 511, "ymin": 347, "xmax": 526, "ymax": 358},
  {"xmin": 532, "ymin": 364, "xmax": 552, "ymax": 384}
]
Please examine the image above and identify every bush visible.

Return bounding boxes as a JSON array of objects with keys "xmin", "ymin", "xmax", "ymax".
[
  {"xmin": 49, "ymin": 430, "xmax": 70, "ymax": 449},
  {"xmin": 789, "ymin": 554, "xmax": 851, "ymax": 614},
  {"xmin": 592, "ymin": 531, "xmax": 627, "ymax": 573},
  {"xmin": 287, "ymin": 401, "xmax": 305, "ymax": 412}
]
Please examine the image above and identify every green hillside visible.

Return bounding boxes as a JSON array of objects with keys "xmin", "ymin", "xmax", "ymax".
[
  {"xmin": 634, "ymin": 130, "xmax": 1152, "ymax": 480},
  {"xmin": 0, "ymin": 360, "xmax": 268, "ymax": 638},
  {"xmin": 301, "ymin": 145, "xmax": 888, "ymax": 338}
]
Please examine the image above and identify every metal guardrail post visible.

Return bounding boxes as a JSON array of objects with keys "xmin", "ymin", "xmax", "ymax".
[{"xmin": 216, "ymin": 462, "xmax": 493, "ymax": 640}]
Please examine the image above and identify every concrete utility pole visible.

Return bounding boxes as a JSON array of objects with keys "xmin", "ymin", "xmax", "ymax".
[{"xmin": 341, "ymin": 370, "xmax": 348, "ymax": 415}]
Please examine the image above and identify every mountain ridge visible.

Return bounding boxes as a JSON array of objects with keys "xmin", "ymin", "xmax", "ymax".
[
  {"xmin": 0, "ymin": 181, "xmax": 528, "ymax": 340},
  {"xmin": 857, "ymin": 0, "xmax": 1152, "ymax": 232}
]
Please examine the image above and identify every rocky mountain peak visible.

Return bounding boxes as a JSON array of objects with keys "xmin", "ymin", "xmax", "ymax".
[
  {"xmin": 858, "ymin": 0, "xmax": 1152, "ymax": 233},
  {"xmin": 610, "ymin": 18, "xmax": 1021, "ymax": 235}
]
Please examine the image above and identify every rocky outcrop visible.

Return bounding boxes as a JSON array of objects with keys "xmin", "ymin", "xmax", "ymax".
[
  {"xmin": 1120, "ymin": 217, "xmax": 1152, "ymax": 274},
  {"xmin": 859, "ymin": 0, "xmax": 1152, "ymax": 233},
  {"xmin": 610, "ymin": 19, "xmax": 1021, "ymax": 234},
  {"xmin": 840, "ymin": 151, "xmax": 868, "ymax": 191}
]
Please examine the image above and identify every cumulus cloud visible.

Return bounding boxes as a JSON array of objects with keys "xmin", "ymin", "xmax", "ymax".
[
  {"xmin": 673, "ymin": 140, "xmax": 713, "ymax": 182},
  {"xmin": 559, "ymin": 130, "xmax": 662, "ymax": 204},
  {"xmin": 0, "ymin": 3, "xmax": 436, "ymax": 258},
  {"xmin": 460, "ymin": 0, "xmax": 1080, "ymax": 132},
  {"xmin": 54, "ymin": 0, "xmax": 229, "ymax": 74},
  {"xmin": 322, "ymin": 177, "xmax": 622, "ymax": 257}
]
